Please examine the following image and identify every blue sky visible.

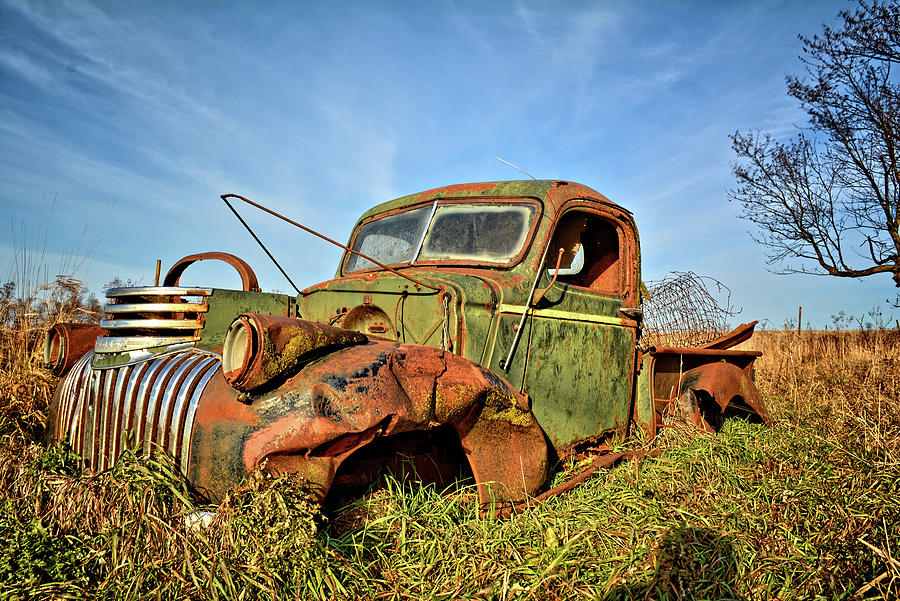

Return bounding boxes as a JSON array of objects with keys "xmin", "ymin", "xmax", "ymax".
[{"xmin": 1, "ymin": 0, "xmax": 894, "ymax": 328}]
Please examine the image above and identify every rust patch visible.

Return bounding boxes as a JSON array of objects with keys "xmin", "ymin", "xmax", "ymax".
[{"xmin": 193, "ymin": 376, "xmax": 257, "ymax": 428}]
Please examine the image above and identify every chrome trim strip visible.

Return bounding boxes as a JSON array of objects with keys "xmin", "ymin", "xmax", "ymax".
[
  {"xmin": 100, "ymin": 319, "xmax": 202, "ymax": 330},
  {"xmin": 55, "ymin": 354, "xmax": 77, "ymax": 439},
  {"xmin": 158, "ymin": 354, "xmax": 205, "ymax": 450},
  {"xmin": 95, "ymin": 337, "xmax": 200, "ymax": 353},
  {"xmin": 105, "ymin": 286, "xmax": 212, "ymax": 297},
  {"xmin": 72, "ymin": 362, "xmax": 94, "ymax": 450},
  {"xmin": 169, "ymin": 356, "xmax": 217, "ymax": 459},
  {"xmin": 180, "ymin": 361, "xmax": 220, "ymax": 469},
  {"xmin": 105, "ymin": 303, "xmax": 208, "ymax": 314},
  {"xmin": 59, "ymin": 353, "xmax": 91, "ymax": 441},
  {"xmin": 498, "ymin": 303, "xmax": 634, "ymax": 326},
  {"xmin": 141, "ymin": 356, "xmax": 184, "ymax": 453},
  {"xmin": 107, "ymin": 364, "xmax": 132, "ymax": 470},
  {"xmin": 132, "ymin": 357, "xmax": 170, "ymax": 454},
  {"xmin": 98, "ymin": 368, "xmax": 116, "ymax": 470},
  {"xmin": 119, "ymin": 361, "xmax": 151, "ymax": 457},
  {"xmin": 59, "ymin": 357, "xmax": 77, "ymax": 439},
  {"xmin": 66, "ymin": 357, "xmax": 93, "ymax": 449},
  {"xmin": 86, "ymin": 368, "xmax": 103, "ymax": 467},
  {"xmin": 91, "ymin": 369, "xmax": 101, "ymax": 468},
  {"xmin": 92, "ymin": 343, "xmax": 199, "ymax": 371}
]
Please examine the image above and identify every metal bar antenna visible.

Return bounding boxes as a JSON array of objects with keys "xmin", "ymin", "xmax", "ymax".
[
  {"xmin": 222, "ymin": 196, "xmax": 302, "ymax": 294},
  {"xmin": 495, "ymin": 156, "xmax": 537, "ymax": 180},
  {"xmin": 221, "ymin": 194, "xmax": 441, "ymax": 292}
]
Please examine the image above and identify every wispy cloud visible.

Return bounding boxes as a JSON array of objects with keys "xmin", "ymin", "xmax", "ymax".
[
  {"xmin": 5, "ymin": 0, "xmax": 230, "ymax": 128},
  {"xmin": 0, "ymin": 0, "xmax": 886, "ymax": 324},
  {"xmin": 0, "ymin": 47, "xmax": 56, "ymax": 89}
]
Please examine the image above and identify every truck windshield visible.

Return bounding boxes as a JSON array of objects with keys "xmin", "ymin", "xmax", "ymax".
[{"xmin": 346, "ymin": 202, "xmax": 536, "ymax": 272}]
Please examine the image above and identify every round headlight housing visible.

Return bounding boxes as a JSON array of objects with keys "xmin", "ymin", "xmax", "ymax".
[
  {"xmin": 222, "ymin": 316, "xmax": 258, "ymax": 389},
  {"xmin": 222, "ymin": 313, "xmax": 367, "ymax": 392},
  {"xmin": 44, "ymin": 325, "xmax": 67, "ymax": 373},
  {"xmin": 43, "ymin": 323, "xmax": 108, "ymax": 376}
]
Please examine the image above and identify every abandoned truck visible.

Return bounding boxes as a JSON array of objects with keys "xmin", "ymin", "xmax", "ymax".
[{"xmin": 44, "ymin": 180, "xmax": 769, "ymax": 507}]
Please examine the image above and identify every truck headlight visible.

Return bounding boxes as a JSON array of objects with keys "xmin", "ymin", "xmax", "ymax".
[
  {"xmin": 44, "ymin": 323, "xmax": 108, "ymax": 376},
  {"xmin": 44, "ymin": 326, "xmax": 66, "ymax": 373},
  {"xmin": 222, "ymin": 313, "xmax": 367, "ymax": 392},
  {"xmin": 222, "ymin": 315, "xmax": 258, "ymax": 388}
]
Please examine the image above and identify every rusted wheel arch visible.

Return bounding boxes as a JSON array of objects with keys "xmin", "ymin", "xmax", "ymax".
[
  {"xmin": 673, "ymin": 362, "xmax": 769, "ymax": 431},
  {"xmin": 207, "ymin": 340, "xmax": 550, "ymax": 507}
]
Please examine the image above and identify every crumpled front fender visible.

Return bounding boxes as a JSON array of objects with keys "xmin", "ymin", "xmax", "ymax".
[{"xmin": 189, "ymin": 340, "xmax": 548, "ymax": 505}]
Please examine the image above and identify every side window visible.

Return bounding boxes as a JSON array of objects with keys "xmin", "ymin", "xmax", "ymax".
[{"xmin": 547, "ymin": 211, "xmax": 622, "ymax": 294}]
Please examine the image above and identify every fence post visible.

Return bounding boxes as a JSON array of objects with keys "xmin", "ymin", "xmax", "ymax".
[{"xmin": 797, "ymin": 306, "xmax": 802, "ymax": 336}]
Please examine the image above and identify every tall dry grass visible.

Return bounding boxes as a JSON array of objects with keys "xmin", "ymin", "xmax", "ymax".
[
  {"xmin": 0, "ymin": 275, "xmax": 100, "ymax": 437},
  {"xmin": 747, "ymin": 329, "xmax": 900, "ymax": 459},
  {"xmin": 1, "ymin": 217, "xmax": 101, "ymax": 436}
]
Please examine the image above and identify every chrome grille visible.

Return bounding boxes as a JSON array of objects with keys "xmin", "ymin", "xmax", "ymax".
[
  {"xmin": 96, "ymin": 286, "xmax": 212, "ymax": 365},
  {"xmin": 54, "ymin": 349, "xmax": 220, "ymax": 472}
]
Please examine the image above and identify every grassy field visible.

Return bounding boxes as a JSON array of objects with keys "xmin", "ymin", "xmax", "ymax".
[{"xmin": 0, "ymin": 309, "xmax": 898, "ymax": 599}]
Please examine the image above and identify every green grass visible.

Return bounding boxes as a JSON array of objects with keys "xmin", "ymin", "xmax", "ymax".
[
  {"xmin": 321, "ymin": 419, "xmax": 898, "ymax": 600},
  {"xmin": 1, "ymin": 330, "xmax": 898, "ymax": 600}
]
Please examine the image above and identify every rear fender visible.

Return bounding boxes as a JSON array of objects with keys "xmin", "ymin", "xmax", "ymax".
[
  {"xmin": 676, "ymin": 361, "xmax": 769, "ymax": 429},
  {"xmin": 636, "ymin": 346, "xmax": 769, "ymax": 437}
]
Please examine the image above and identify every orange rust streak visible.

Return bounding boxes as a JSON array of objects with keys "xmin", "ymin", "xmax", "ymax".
[
  {"xmin": 194, "ymin": 376, "xmax": 258, "ymax": 427},
  {"xmin": 425, "ymin": 182, "xmax": 502, "ymax": 195}
]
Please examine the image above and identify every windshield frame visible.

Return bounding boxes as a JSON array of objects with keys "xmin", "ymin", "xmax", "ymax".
[{"xmin": 341, "ymin": 196, "xmax": 543, "ymax": 275}]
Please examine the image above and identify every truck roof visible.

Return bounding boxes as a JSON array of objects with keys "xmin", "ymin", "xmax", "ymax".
[{"xmin": 356, "ymin": 180, "xmax": 629, "ymax": 223}]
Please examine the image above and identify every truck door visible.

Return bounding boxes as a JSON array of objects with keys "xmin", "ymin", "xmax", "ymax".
[{"xmin": 522, "ymin": 208, "xmax": 640, "ymax": 453}]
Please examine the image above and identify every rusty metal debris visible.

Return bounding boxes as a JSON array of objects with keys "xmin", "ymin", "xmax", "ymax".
[
  {"xmin": 494, "ymin": 449, "xmax": 660, "ymax": 518},
  {"xmin": 646, "ymin": 321, "xmax": 769, "ymax": 435}
]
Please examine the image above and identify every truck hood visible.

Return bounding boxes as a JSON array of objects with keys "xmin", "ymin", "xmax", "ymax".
[{"xmin": 297, "ymin": 268, "xmax": 523, "ymax": 363}]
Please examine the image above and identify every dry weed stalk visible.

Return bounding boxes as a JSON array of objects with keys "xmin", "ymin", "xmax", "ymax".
[{"xmin": 746, "ymin": 329, "xmax": 900, "ymax": 461}]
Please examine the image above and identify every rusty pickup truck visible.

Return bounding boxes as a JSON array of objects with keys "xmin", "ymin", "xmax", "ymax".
[{"xmin": 45, "ymin": 180, "xmax": 768, "ymax": 507}]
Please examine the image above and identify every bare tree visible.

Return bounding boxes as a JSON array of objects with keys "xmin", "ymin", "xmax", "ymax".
[{"xmin": 729, "ymin": 1, "xmax": 900, "ymax": 289}]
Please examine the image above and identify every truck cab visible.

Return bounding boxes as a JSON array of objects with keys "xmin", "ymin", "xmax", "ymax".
[{"xmin": 301, "ymin": 180, "xmax": 642, "ymax": 453}]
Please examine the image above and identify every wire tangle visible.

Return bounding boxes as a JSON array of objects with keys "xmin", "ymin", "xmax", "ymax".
[{"xmin": 640, "ymin": 271, "xmax": 741, "ymax": 350}]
